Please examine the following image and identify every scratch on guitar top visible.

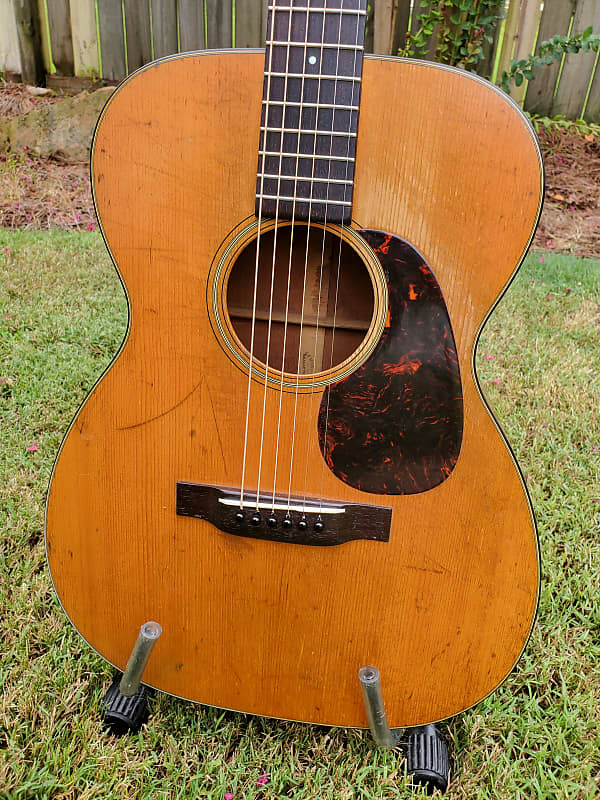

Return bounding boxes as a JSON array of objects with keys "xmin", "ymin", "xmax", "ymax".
[
  {"xmin": 401, "ymin": 563, "xmax": 446, "ymax": 575},
  {"xmin": 205, "ymin": 380, "xmax": 227, "ymax": 473},
  {"xmin": 430, "ymin": 640, "xmax": 451, "ymax": 667},
  {"xmin": 117, "ymin": 378, "xmax": 203, "ymax": 431}
]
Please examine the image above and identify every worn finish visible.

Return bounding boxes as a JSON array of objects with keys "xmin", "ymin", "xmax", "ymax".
[
  {"xmin": 46, "ymin": 52, "xmax": 542, "ymax": 728},
  {"xmin": 318, "ymin": 229, "xmax": 462, "ymax": 495}
]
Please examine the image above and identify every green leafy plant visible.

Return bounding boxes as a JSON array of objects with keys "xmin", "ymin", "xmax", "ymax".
[
  {"xmin": 499, "ymin": 26, "xmax": 600, "ymax": 93},
  {"xmin": 399, "ymin": 0, "xmax": 505, "ymax": 70},
  {"xmin": 528, "ymin": 113, "xmax": 600, "ymax": 139}
]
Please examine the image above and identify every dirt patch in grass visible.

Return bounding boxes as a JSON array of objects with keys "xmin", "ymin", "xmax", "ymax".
[
  {"xmin": 0, "ymin": 79, "xmax": 62, "ymax": 119},
  {"xmin": 1, "ymin": 80, "xmax": 599, "ymax": 255},
  {"xmin": 0, "ymin": 154, "xmax": 95, "ymax": 231},
  {"xmin": 0, "ymin": 81, "xmax": 96, "ymax": 230},
  {"xmin": 534, "ymin": 127, "xmax": 600, "ymax": 258}
]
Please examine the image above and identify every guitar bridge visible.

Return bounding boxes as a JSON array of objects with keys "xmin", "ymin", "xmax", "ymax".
[{"xmin": 176, "ymin": 482, "xmax": 391, "ymax": 546}]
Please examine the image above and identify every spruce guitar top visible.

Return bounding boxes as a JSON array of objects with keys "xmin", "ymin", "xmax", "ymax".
[{"xmin": 46, "ymin": 0, "xmax": 542, "ymax": 727}]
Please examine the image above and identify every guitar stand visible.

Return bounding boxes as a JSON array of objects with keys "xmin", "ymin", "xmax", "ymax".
[
  {"xmin": 359, "ymin": 666, "xmax": 450, "ymax": 794},
  {"xmin": 102, "ymin": 621, "xmax": 162, "ymax": 735},
  {"xmin": 101, "ymin": 630, "xmax": 449, "ymax": 793}
]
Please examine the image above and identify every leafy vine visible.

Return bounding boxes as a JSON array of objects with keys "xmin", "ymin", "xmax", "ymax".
[
  {"xmin": 399, "ymin": 0, "xmax": 505, "ymax": 70},
  {"xmin": 398, "ymin": 3, "xmax": 599, "ymax": 102},
  {"xmin": 499, "ymin": 27, "xmax": 600, "ymax": 93}
]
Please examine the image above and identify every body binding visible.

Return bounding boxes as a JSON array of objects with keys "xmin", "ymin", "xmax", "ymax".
[{"xmin": 45, "ymin": 51, "xmax": 542, "ymax": 727}]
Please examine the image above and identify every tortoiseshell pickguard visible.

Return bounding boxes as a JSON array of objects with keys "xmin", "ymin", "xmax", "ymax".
[{"xmin": 318, "ymin": 229, "xmax": 463, "ymax": 495}]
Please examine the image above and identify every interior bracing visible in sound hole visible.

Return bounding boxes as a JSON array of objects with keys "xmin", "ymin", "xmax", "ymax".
[{"xmin": 226, "ymin": 225, "xmax": 374, "ymax": 375}]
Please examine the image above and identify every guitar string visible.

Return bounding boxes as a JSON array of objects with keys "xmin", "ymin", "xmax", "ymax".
[
  {"xmin": 255, "ymin": 0, "xmax": 296, "ymax": 510},
  {"xmin": 318, "ymin": 0, "xmax": 364, "ymax": 510},
  {"xmin": 301, "ymin": 0, "xmax": 359, "ymax": 510},
  {"xmin": 286, "ymin": 0, "xmax": 329, "ymax": 514},
  {"xmin": 239, "ymin": 6, "xmax": 277, "ymax": 510},
  {"xmin": 270, "ymin": 2, "xmax": 313, "ymax": 513}
]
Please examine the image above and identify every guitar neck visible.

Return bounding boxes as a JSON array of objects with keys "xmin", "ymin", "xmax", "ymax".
[{"xmin": 256, "ymin": 0, "xmax": 367, "ymax": 224}]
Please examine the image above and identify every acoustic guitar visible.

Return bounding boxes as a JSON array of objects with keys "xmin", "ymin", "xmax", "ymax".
[{"xmin": 46, "ymin": 0, "xmax": 542, "ymax": 728}]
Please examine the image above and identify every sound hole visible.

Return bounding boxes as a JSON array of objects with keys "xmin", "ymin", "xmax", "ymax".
[{"xmin": 226, "ymin": 226, "xmax": 374, "ymax": 375}]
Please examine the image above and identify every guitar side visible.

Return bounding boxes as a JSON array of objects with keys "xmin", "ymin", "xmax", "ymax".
[{"xmin": 45, "ymin": 52, "xmax": 542, "ymax": 727}]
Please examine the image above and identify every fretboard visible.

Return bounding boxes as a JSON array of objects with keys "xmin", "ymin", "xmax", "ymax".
[{"xmin": 256, "ymin": 0, "xmax": 367, "ymax": 224}]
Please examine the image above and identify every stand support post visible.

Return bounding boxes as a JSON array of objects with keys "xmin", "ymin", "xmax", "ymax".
[
  {"xmin": 358, "ymin": 665, "xmax": 401, "ymax": 748},
  {"xmin": 358, "ymin": 664, "xmax": 450, "ymax": 793},
  {"xmin": 119, "ymin": 621, "xmax": 162, "ymax": 696}
]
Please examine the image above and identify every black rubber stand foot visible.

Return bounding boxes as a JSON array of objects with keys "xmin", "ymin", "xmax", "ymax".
[
  {"xmin": 405, "ymin": 723, "xmax": 450, "ymax": 794},
  {"xmin": 102, "ymin": 675, "xmax": 150, "ymax": 735}
]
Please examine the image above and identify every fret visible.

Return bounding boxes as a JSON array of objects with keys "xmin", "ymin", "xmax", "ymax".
[
  {"xmin": 261, "ymin": 126, "xmax": 357, "ymax": 137},
  {"xmin": 259, "ymin": 150, "xmax": 355, "ymax": 162},
  {"xmin": 267, "ymin": 41, "xmax": 364, "ymax": 50},
  {"xmin": 267, "ymin": 72, "xmax": 361, "ymax": 81},
  {"xmin": 258, "ymin": 195, "xmax": 352, "ymax": 207},
  {"xmin": 269, "ymin": 5, "xmax": 366, "ymax": 14},
  {"xmin": 258, "ymin": 173, "xmax": 354, "ymax": 185},
  {"xmin": 263, "ymin": 100, "xmax": 359, "ymax": 111}
]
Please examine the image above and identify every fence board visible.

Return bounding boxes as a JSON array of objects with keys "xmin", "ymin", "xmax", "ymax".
[
  {"xmin": 0, "ymin": 1, "xmax": 21, "ymax": 73},
  {"xmin": 496, "ymin": 0, "xmax": 520, "ymax": 80},
  {"xmin": 476, "ymin": 9, "xmax": 501, "ymax": 78},
  {"xmin": 410, "ymin": 0, "xmax": 440, "ymax": 59},
  {"xmin": 374, "ymin": 0, "xmax": 393, "ymax": 54},
  {"xmin": 390, "ymin": 0, "xmax": 410, "ymax": 56},
  {"xmin": 45, "ymin": 0, "xmax": 73, "ymax": 74},
  {"xmin": 524, "ymin": 0, "xmax": 576, "ymax": 116},
  {"xmin": 364, "ymin": 1, "xmax": 374, "ymax": 53},
  {"xmin": 26, "ymin": 0, "xmax": 600, "ymax": 120},
  {"xmin": 178, "ymin": 0, "xmax": 205, "ymax": 51},
  {"xmin": 70, "ymin": 0, "xmax": 100, "ymax": 76},
  {"xmin": 37, "ymin": 0, "xmax": 52, "ymax": 72},
  {"xmin": 511, "ymin": 0, "xmax": 542, "ymax": 105},
  {"xmin": 235, "ymin": 0, "xmax": 264, "ymax": 48},
  {"xmin": 13, "ymin": 0, "xmax": 45, "ymax": 83},
  {"xmin": 553, "ymin": 0, "xmax": 599, "ymax": 118},
  {"xmin": 152, "ymin": 0, "xmax": 177, "ymax": 58},
  {"xmin": 584, "ymin": 58, "xmax": 600, "ymax": 121},
  {"xmin": 124, "ymin": 0, "xmax": 152, "ymax": 72},
  {"xmin": 205, "ymin": 0, "xmax": 232, "ymax": 49},
  {"xmin": 97, "ymin": 0, "xmax": 126, "ymax": 80},
  {"xmin": 409, "ymin": 0, "xmax": 425, "ymax": 33}
]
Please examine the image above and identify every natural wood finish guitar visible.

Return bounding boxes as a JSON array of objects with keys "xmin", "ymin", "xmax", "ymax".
[{"xmin": 46, "ymin": 41, "xmax": 542, "ymax": 726}]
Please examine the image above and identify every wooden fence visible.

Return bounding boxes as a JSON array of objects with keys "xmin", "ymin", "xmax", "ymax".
[{"xmin": 1, "ymin": 0, "xmax": 600, "ymax": 121}]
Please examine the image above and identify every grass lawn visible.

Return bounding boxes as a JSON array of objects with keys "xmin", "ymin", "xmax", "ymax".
[{"xmin": 1, "ymin": 230, "xmax": 599, "ymax": 799}]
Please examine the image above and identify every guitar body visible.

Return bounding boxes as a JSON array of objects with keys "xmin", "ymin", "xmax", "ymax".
[{"xmin": 45, "ymin": 51, "xmax": 542, "ymax": 727}]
